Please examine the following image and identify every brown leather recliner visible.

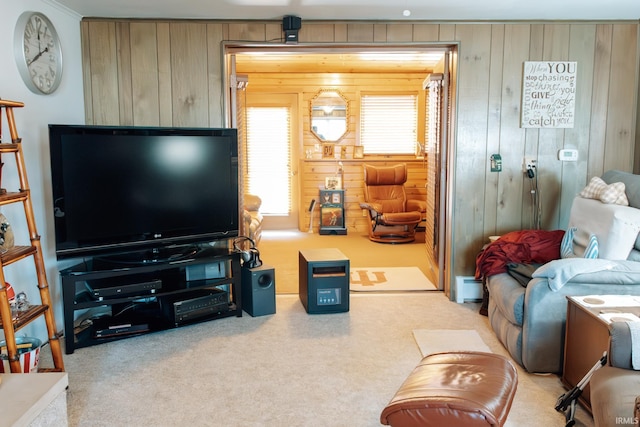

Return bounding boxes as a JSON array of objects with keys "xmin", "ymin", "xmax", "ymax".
[{"xmin": 360, "ymin": 164, "xmax": 426, "ymax": 243}]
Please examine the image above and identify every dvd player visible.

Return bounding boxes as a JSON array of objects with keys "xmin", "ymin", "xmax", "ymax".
[
  {"xmin": 94, "ymin": 323, "xmax": 150, "ymax": 339},
  {"xmin": 87, "ymin": 278, "xmax": 163, "ymax": 300}
]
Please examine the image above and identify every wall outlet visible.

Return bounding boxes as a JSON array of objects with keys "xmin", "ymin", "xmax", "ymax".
[{"xmin": 523, "ymin": 157, "xmax": 537, "ymax": 173}]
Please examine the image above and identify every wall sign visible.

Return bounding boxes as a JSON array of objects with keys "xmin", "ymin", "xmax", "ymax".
[{"xmin": 521, "ymin": 61, "xmax": 577, "ymax": 128}]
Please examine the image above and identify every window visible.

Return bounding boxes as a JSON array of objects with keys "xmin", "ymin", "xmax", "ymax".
[
  {"xmin": 360, "ymin": 94, "xmax": 418, "ymax": 154},
  {"xmin": 246, "ymin": 107, "xmax": 291, "ymax": 215}
]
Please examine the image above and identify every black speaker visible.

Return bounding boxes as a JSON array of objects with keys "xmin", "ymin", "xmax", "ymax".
[
  {"xmin": 241, "ymin": 264, "xmax": 276, "ymax": 317},
  {"xmin": 283, "ymin": 15, "xmax": 302, "ymax": 30},
  {"xmin": 282, "ymin": 15, "xmax": 301, "ymax": 43}
]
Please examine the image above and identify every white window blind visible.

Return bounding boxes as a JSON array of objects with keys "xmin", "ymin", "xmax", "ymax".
[
  {"xmin": 360, "ymin": 94, "xmax": 418, "ymax": 154},
  {"xmin": 246, "ymin": 107, "xmax": 291, "ymax": 215}
]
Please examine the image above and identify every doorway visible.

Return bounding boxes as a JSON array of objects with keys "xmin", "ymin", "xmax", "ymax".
[
  {"xmin": 225, "ymin": 44, "xmax": 456, "ymax": 290},
  {"xmin": 244, "ymin": 93, "xmax": 300, "ymax": 229}
]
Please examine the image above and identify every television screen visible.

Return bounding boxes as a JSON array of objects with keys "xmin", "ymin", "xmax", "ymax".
[{"xmin": 49, "ymin": 125, "xmax": 239, "ymax": 260}]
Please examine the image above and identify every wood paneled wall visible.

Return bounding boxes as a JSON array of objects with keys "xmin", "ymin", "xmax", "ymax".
[{"xmin": 80, "ymin": 19, "xmax": 640, "ymax": 295}]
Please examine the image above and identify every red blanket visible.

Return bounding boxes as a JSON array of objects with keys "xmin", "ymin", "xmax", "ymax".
[{"xmin": 475, "ymin": 229, "xmax": 565, "ymax": 280}]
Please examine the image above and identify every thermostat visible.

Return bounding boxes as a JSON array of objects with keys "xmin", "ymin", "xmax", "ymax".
[{"xmin": 558, "ymin": 149, "xmax": 578, "ymax": 162}]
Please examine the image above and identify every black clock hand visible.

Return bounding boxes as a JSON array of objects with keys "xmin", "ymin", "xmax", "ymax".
[
  {"xmin": 27, "ymin": 46, "xmax": 49, "ymax": 66},
  {"xmin": 36, "ymin": 18, "xmax": 42, "ymax": 49}
]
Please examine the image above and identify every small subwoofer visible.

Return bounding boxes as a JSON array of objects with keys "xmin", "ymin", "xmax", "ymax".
[{"xmin": 241, "ymin": 264, "xmax": 276, "ymax": 317}]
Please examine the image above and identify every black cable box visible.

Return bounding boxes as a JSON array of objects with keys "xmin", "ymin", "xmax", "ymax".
[{"xmin": 87, "ymin": 278, "xmax": 163, "ymax": 300}]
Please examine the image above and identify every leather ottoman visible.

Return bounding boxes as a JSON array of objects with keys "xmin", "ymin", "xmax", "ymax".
[{"xmin": 381, "ymin": 351, "xmax": 518, "ymax": 427}]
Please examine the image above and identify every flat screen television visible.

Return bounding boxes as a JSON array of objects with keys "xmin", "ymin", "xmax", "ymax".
[{"xmin": 48, "ymin": 125, "xmax": 239, "ymax": 262}]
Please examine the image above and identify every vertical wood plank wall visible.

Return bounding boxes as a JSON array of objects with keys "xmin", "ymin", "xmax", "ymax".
[{"xmin": 80, "ymin": 19, "xmax": 640, "ymax": 295}]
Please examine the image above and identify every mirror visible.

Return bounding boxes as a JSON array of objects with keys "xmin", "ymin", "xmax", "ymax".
[{"xmin": 310, "ymin": 89, "xmax": 349, "ymax": 142}]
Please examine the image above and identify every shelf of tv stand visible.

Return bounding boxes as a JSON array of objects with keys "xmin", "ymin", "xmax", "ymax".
[{"xmin": 59, "ymin": 247, "xmax": 242, "ymax": 354}]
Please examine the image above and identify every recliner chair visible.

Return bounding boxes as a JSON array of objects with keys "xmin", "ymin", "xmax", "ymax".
[{"xmin": 360, "ymin": 164, "xmax": 426, "ymax": 243}]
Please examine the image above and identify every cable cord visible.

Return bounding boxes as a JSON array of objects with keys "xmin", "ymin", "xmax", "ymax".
[{"xmin": 527, "ymin": 169, "xmax": 542, "ymax": 229}]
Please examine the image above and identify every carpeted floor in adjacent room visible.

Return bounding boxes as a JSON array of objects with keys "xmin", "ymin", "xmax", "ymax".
[{"xmin": 258, "ymin": 229, "xmax": 436, "ymax": 294}]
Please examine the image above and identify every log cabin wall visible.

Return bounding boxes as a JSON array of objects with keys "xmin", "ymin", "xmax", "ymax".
[
  {"xmin": 80, "ymin": 19, "xmax": 640, "ymax": 295},
  {"xmin": 298, "ymin": 159, "xmax": 427, "ymax": 234},
  {"xmin": 241, "ymin": 71, "xmax": 429, "ymax": 234}
]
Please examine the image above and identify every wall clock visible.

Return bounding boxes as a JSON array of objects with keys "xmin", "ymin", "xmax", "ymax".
[{"xmin": 13, "ymin": 12, "xmax": 63, "ymax": 95}]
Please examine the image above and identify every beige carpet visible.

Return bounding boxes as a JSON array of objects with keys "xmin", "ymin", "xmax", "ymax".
[
  {"xmin": 258, "ymin": 230, "xmax": 436, "ymax": 294},
  {"xmin": 413, "ymin": 329, "xmax": 492, "ymax": 355},
  {"xmin": 37, "ymin": 292, "xmax": 593, "ymax": 427},
  {"xmin": 350, "ymin": 267, "xmax": 436, "ymax": 292}
]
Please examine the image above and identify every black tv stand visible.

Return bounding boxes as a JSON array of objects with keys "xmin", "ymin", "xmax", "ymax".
[
  {"xmin": 60, "ymin": 246, "xmax": 241, "ymax": 354},
  {"xmin": 93, "ymin": 244, "xmax": 201, "ymax": 266}
]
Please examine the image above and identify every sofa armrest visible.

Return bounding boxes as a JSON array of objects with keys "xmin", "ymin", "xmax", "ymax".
[
  {"xmin": 609, "ymin": 321, "xmax": 636, "ymax": 370},
  {"xmin": 532, "ymin": 259, "xmax": 640, "ymax": 291},
  {"xmin": 360, "ymin": 202, "xmax": 383, "ymax": 213},
  {"xmin": 522, "ymin": 272, "xmax": 640, "ymax": 373},
  {"xmin": 407, "ymin": 199, "xmax": 427, "ymax": 213}
]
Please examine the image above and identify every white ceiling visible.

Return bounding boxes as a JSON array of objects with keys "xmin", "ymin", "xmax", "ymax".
[{"xmin": 51, "ymin": 0, "xmax": 640, "ymax": 21}]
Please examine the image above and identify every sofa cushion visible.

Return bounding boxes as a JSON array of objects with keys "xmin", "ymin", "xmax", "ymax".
[
  {"xmin": 591, "ymin": 366, "xmax": 640, "ymax": 427},
  {"xmin": 628, "ymin": 249, "xmax": 640, "ymax": 261},
  {"xmin": 560, "ymin": 227, "xmax": 599, "ymax": 259},
  {"xmin": 487, "ymin": 291, "xmax": 523, "ymax": 368},
  {"xmin": 568, "ymin": 197, "xmax": 640, "ymax": 260},
  {"xmin": 602, "ymin": 170, "xmax": 640, "ymax": 209},
  {"xmin": 486, "ymin": 273, "xmax": 525, "ymax": 326}
]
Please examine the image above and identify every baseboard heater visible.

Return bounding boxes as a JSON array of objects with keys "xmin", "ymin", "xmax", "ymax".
[{"xmin": 454, "ymin": 276, "xmax": 483, "ymax": 303}]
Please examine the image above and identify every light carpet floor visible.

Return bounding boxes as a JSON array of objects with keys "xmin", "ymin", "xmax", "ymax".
[
  {"xmin": 413, "ymin": 329, "xmax": 492, "ymax": 355},
  {"xmin": 350, "ymin": 267, "xmax": 436, "ymax": 292},
  {"xmin": 38, "ymin": 292, "xmax": 593, "ymax": 427}
]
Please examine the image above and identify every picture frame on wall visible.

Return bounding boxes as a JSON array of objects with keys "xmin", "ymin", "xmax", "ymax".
[
  {"xmin": 325, "ymin": 176, "xmax": 342, "ymax": 190},
  {"xmin": 320, "ymin": 189, "xmax": 342, "ymax": 204},
  {"xmin": 322, "ymin": 143, "xmax": 335, "ymax": 158},
  {"xmin": 354, "ymin": 145, "xmax": 364, "ymax": 159},
  {"xmin": 320, "ymin": 206, "xmax": 344, "ymax": 228}
]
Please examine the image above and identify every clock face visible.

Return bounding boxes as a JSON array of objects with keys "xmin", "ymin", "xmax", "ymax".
[{"xmin": 14, "ymin": 12, "xmax": 63, "ymax": 95}]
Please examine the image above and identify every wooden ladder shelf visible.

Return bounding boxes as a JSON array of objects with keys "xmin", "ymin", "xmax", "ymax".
[{"xmin": 0, "ymin": 99, "xmax": 64, "ymax": 373}]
